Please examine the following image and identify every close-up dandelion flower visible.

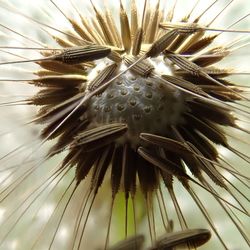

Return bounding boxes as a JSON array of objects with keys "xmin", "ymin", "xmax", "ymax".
[{"xmin": 0, "ymin": 0, "xmax": 249, "ymax": 249}]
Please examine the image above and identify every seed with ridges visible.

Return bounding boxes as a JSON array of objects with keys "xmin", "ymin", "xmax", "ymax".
[{"xmin": 55, "ymin": 45, "xmax": 111, "ymax": 64}]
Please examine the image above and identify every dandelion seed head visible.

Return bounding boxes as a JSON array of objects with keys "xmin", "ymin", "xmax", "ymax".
[{"xmin": 0, "ymin": 0, "xmax": 249, "ymax": 249}]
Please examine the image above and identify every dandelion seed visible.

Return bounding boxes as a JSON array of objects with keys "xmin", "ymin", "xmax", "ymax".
[{"xmin": 0, "ymin": 0, "xmax": 249, "ymax": 250}]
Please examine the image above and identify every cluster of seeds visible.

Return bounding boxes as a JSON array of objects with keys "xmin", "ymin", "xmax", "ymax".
[{"xmin": 0, "ymin": 0, "xmax": 249, "ymax": 249}]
